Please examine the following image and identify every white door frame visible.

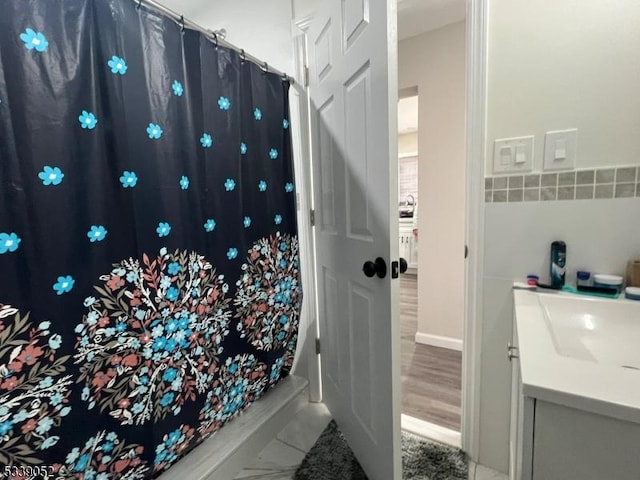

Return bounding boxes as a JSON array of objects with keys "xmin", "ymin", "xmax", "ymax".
[
  {"xmin": 290, "ymin": 15, "xmax": 322, "ymax": 402},
  {"xmin": 462, "ymin": 0, "xmax": 488, "ymax": 462},
  {"xmin": 290, "ymin": 0, "xmax": 488, "ymax": 462}
]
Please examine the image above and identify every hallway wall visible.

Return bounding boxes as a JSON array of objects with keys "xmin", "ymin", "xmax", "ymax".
[{"xmin": 398, "ymin": 21, "xmax": 466, "ymax": 348}]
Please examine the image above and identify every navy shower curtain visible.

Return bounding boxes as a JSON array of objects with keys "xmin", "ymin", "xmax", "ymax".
[{"xmin": 0, "ymin": 0, "xmax": 301, "ymax": 477}]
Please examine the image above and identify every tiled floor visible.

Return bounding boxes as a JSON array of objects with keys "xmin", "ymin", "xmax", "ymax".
[
  {"xmin": 234, "ymin": 402, "xmax": 332, "ymax": 479},
  {"xmin": 234, "ymin": 401, "xmax": 508, "ymax": 480}
]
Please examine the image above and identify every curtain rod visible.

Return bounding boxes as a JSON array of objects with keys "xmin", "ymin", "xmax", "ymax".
[{"xmin": 135, "ymin": 0, "xmax": 293, "ymax": 84}]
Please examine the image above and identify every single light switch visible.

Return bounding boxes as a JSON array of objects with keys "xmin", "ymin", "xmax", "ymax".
[
  {"xmin": 554, "ymin": 138, "xmax": 567, "ymax": 161},
  {"xmin": 493, "ymin": 136, "xmax": 534, "ymax": 173},
  {"xmin": 515, "ymin": 144, "xmax": 527, "ymax": 164},
  {"xmin": 544, "ymin": 129, "xmax": 577, "ymax": 171}
]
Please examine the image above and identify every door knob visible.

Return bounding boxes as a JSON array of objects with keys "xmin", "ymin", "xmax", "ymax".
[
  {"xmin": 362, "ymin": 257, "xmax": 387, "ymax": 279},
  {"xmin": 399, "ymin": 258, "xmax": 408, "ymax": 274}
]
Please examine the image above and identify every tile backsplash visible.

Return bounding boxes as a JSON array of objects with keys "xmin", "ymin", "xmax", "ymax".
[{"xmin": 485, "ymin": 166, "xmax": 640, "ymax": 203}]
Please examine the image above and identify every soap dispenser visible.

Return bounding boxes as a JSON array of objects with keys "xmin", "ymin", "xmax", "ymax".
[{"xmin": 550, "ymin": 241, "xmax": 566, "ymax": 288}]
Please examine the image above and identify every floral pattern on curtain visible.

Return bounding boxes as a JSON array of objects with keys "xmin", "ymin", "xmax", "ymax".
[{"xmin": 0, "ymin": 0, "xmax": 301, "ymax": 477}]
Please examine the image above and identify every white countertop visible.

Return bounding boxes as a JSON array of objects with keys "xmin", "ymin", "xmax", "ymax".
[{"xmin": 514, "ymin": 288, "xmax": 640, "ymax": 424}]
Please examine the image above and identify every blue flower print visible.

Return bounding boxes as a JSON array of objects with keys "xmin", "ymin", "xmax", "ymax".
[
  {"xmin": 147, "ymin": 123, "xmax": 163, "ymax": 139},
  {"xmin": 179, "ymin": 175, "xmax": 189, "ymax": 190},
  {"xmin": 204, "ymin": 219, "xmax": 216, "ymax": 232},
  {"xmin": 283, "ymin": 119, "xmax": 290, "ymax": 129},
  {"xmin": 160, "ymin": 392, "xmax": 175, "ymax": 407},
  {"xmin": 243, "ymin": 216, "xmax": 252, "ymax": 228},
  {"xmin": 163, "ymin": 368, "xmax": 178, "ymax": 382},
  {"xmin": 240, "ymin": 142, "xmax": 247, "ymax": 155},
  {"xmin": 285, "ymin": 182, "xmax": 295, "ymax": 193},
  {"xmin": 172, "ymin": 80, "xmax": 184, "ymax": 97},
  {"xmin": 0, "ymin": 232, "xmax": 21, "ymax": 254},
  {"xmin": 107, "ymin": 56, "xmax": 127, "ymax": 75},
  {"xmin": 78, "ymin": 110, "xmax": 98, "ymax": 129},
  {"xmin": 224, "ymin": 178, "xmax": 236, "ymax": 191},
  {"xmin": 20, "ymin": 28, "xmax": 49, "ymax": 52},
  {"xmin": 200, "ymin": 133, "xmax": 213, "ymax": 148},
  {"xmin": 258, "ymin": 180, "xmax": 267, "ymax": 192},
  {"xmin": 120, "ymin": 170, "xmax": 138, "ymax": 188},
  {"xmin": 40, "ymin": 435, "xmax": 59, "ymax": 450},
  {"xmin": 227, "ymin": 248, "xmax": 238, "ymax": 260},
  {"xmin": 0, "ymin": 421, "xmax": 13, "ymax": 435},
  {"xmin": 218, "ymin": 96, "xmax": 231, "ymax": 110},
  {"xmin": 49, "ymin": 334, "xmax": 62, "ymax": 350},
  {"xmin": 87, "ymin": 225, "xmax": 107, "ymax": 242},
  {"xmin": 53, "ymin": 275, "xmax": 75, "ymax": 295},
  {"xmin": 166, "ymin": 287, "xmax": 179, "ymax": 302},
  {"xmin": 168, "ymin": 262, "xmax": 181, "ymax": 275},
  {"xmin": 157, "ymin": 222, "xmax": 171, "ymax": 237},
  {"xmin": 269, "ymin": 148, "xmax": 278, "ymax": 160},
  {"xmin": 253, "ymin": 108, "xmax": 262, "ymax": 120},
  {"xmin": 274, "ymin": 214, "xmax": 282, "ymax": 225},
  {"xmin": 38, "ymin": 166, "xmax": 64, "ymax": 186}
]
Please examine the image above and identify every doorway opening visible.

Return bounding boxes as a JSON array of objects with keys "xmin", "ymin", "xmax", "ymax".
[{"xmin": 397, "ymin": 5, "xmax": 467, "ymax": 446}]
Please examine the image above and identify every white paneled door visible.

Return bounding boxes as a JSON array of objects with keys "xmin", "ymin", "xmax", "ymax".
[{"xmin": 307, "ymin": 0, "xmax": 401, "ymax": 479}]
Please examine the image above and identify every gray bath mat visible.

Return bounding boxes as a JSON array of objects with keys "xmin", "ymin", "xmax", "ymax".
[{"xmin": 294, "ymin": 420, "xmax": 468, "ymax": 480}]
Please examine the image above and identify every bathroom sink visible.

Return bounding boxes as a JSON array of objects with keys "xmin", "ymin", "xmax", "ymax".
[
  {"xmin": 538, "ymin": 294, "xmax": 640, "ymax": 369},
  {"xmin": 513, "ymin": 289, "xmax": 640, "ymax": 425}
]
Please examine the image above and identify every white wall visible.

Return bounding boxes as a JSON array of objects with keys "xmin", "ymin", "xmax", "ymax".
[
  {"xmin": 486, "ymin": 1, "xmax": 640, "ymax": 172},
  {"xmin": 292, "ymin": 0, "xmax": 319, "ymax": 22},
  {"xmin": 398, "ymin": 22, "xmax": 466, "ymax": 345},
  {"xmin": 480, "ymin": 0, "xmax": 640, "ymax": 472},
  {"xmin": 186, "ymin": 0, "xmax": 295, "ymax": 75},
  {"xmin": 398, "ymin": 132, "xmax": 418, "ymax": 155}
]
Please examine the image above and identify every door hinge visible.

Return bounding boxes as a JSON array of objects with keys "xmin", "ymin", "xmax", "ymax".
[
  {"xmin": 303, "ymin": 65, "xmax": 309, "ymax": 87},
  {"xmin": 310, "ymin": 209, "xmax": 315, "ymax": 226},
  {"xmin": 315, "ymin": 338, "xmax": 321, "ymax": 354}
]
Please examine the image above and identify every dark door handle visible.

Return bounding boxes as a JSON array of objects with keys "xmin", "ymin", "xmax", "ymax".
[
  {"xmin": 465, "ymin": 245, "xmax": 469, "ymax": 259},
  {"xmin": 362, "ymin": 257, "xmax": 387, "ymax": 279},
  {"xmin": 399, "ymin": 257, "xmax": 408, "ymax": 274}
]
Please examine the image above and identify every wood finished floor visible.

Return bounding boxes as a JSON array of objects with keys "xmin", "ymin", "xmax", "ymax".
[{"xmin": 400, "ymin": 274, "xmax": 462, "ymax": 431}]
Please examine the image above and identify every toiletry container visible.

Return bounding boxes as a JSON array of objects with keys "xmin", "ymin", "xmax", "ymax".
[
  {"xmin": 576, "ymin": 271, "xmax": 591, "ymax": 287},
  {"xmin": 626, "ymin": 258, "xmax": 640, "ymax": 287},
  {"xmin": 625, "ymin": 287, "xmax": 640, "ymax": 301},
  {"xmin": 550, "ymin": 241, "xmax": 566, "ymax": 288},
  {"xmin": 593, "ymin": 274, "xmax": 623, "ymax": 293}
]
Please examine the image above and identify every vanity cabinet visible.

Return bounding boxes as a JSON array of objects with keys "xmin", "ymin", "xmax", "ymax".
[
  {"xmin": 399, "ymin": 220, "xmax": 417, "ymax": 272},
  {"xmin": 508, "ymin": 323, "xmax": 534, "ymax": 480},
  {"xmin": 509, "ymin": 312, "xmax": 640, "ymax": 480}
]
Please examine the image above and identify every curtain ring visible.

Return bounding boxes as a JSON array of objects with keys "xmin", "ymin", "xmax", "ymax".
[
  {"xmin": 136, "ymin": 0, "xmax": 142, "ymax": 10},
  {"xmin": 212, "ymin": 31, "xmax": 218, "ymax": 49},
  {"xmin": 261, "ymin": 62, "xmax": 269, "ymax": 74},
  {"xmin": 179, "ymin": 15, "xmax": 185, "ymax": 33},
  {"xmin": 281, "ymin": 72, "xmax": 289, "ymax": 83},
  {"xmin": 239, "ymin": 49, "xmax": 246, "ymax": 64}
]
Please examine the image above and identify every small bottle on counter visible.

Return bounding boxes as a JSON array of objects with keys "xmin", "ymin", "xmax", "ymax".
[
  {"xmin": 576, "ymin": 271, "xmax": 591, "ymax": 287},
  {"xmin": 550, "ymin": 241, "xmax": 566, "ymax": 288}
]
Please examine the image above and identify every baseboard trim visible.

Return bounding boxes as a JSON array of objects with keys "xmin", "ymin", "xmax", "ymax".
[
  {"xmin": 414, "ymin": 332, "xmax": 463, "ymax": 351},
  {"xmin": 401, "ymin": 414, "xmax": 462, "ymax": 449}
]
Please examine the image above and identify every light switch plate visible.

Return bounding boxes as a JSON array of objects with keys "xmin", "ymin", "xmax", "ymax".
[
  {"xmin": 493, "ymin": 136, "xmax": 534, "ymax": 174},
  {"xmin": 544, "ymin": 129, "xmax": 577, "ymax": 171}
]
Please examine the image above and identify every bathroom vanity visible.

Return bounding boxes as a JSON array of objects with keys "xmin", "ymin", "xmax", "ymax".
[{"xmin": 510, "ymin": 290, "xmax": 640, "ymax": 480}]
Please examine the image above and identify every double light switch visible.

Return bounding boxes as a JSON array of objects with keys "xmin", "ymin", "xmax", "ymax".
[{"xmin": 493, "ymin": 136, "xmax": 534, "ymax": 174}]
